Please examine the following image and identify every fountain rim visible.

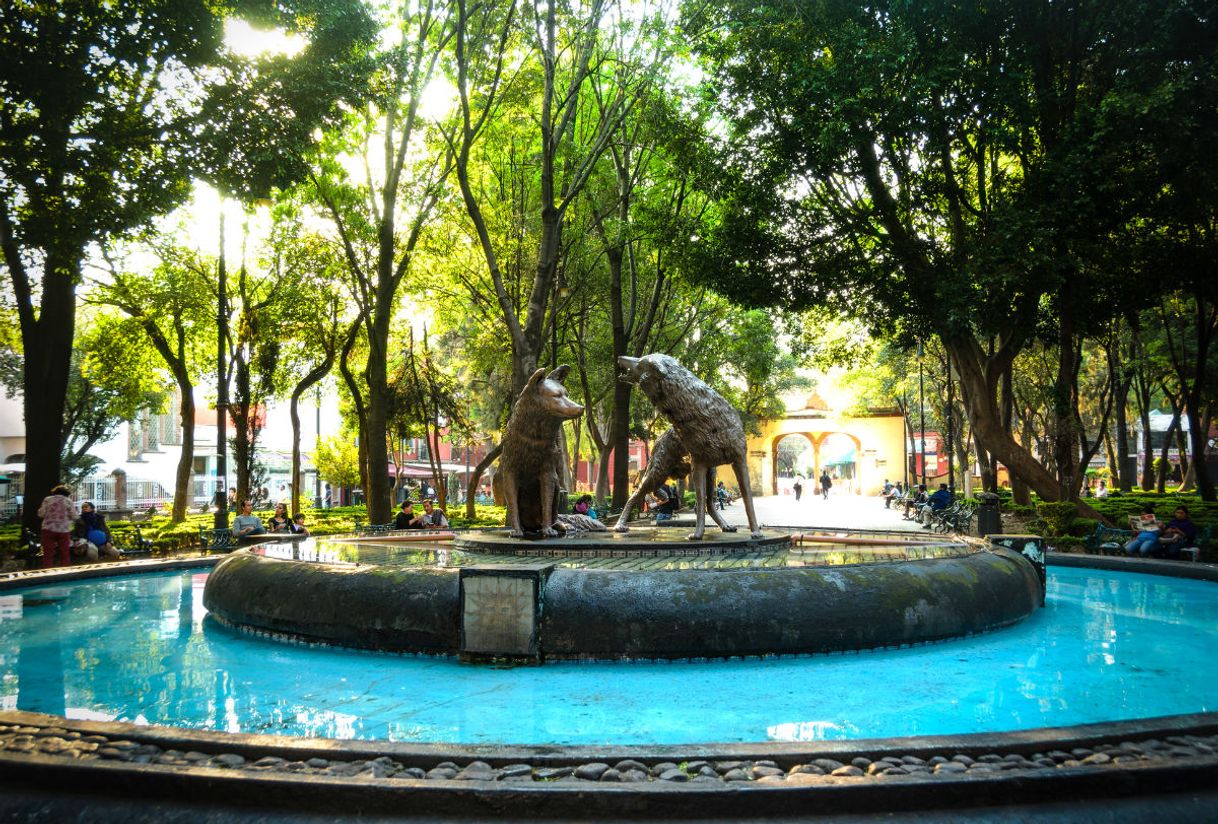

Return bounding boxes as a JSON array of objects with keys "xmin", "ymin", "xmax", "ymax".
[{"xmin": 2, "ymin": 552, "xmax": 1217, "ymax": 817}]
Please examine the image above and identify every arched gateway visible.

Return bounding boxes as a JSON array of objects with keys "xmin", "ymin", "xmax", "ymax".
[{"xmin": 744, "ymin": 393, "xmax": 906, "ymax": 497}]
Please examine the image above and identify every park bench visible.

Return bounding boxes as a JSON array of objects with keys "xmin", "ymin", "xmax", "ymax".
[
  {"xmin": 1082, "ymin": 522, "xmax": 1132, "ymax": 555},
  {"xmin": 112, "ymin": 525, "xmax": 154, "ymax": 557},
  {"xmin": 353, "ymin": 521, "xmax": 396, "ymax": 536},
  {"xmin": 924, "ymin": 500, "xmax": 973, "ymax": 534},
  {"xmin": 199, "ymin": 527, "xmax": 238, "ymax": 552}
]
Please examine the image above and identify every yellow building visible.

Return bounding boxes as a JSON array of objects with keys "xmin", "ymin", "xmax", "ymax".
[{"xmin": 746, "ymin": 393, "xmax": 906, "ymax": 497}]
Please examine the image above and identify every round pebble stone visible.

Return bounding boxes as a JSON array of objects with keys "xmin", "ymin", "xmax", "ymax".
[
  {"xmin": 599, "ymin": 769, "xmax": 622, "ymax": 783},
  {"xmin": 784, "ymin": 772, "xmax": 822, "ymax": 786},
  {"xmin": 685, "ymin": 760, "xmax": 710, "ymax": 773},
  {"xmin": 305, "ymin": 758, "xmax": 329, "ymax": 768},
  {"xmin": 866, "ymin": 762, "xmax": 887, "ymax": 776},
  {"xmin": 831, "ymin": 765, "xmax": 864, "ymax": 777},
  {"xmin": 254, "ymin": 756, "xmax": 288, "ymax": 768},
  {"xmin": 398, "ymin": 767, "xmax": 427, "ymax": 779},
  {"xmin": 950, "ymin": 755, "xmax": 974, "ymax": 766},
  {"xmin": 752, "ymin": 765, "xmax": 784, "ymax": 779},
  {"xmin": 35, "ymin": 727, "xmax": 68, "ymax": 737},
  {"xmin": 457, "ymin": 761, "xmax": 495, "ymax": 780},
  {"xmin": 755, "ymin": 775, "xmax": 784, "ymax": 785},
  {"xmin": 713, "ymin": 760, "xmax": 745, "ymax": 773},
  {"xmin": 881, "ymin": 767, "xmax": 909, "ymax": 776},
  {"xmin": 110, "ymin": 741, "xmax": 140, "ymax": 751},
  {"xmin": 72, "ymin": 741, "xmax": 99, "ymax": 753},
  {"xmin": 934, "ymin": 762, "xmax": 966, "ymax": 774},
  {"xmin": 574, "ymin": 762, "xmax": 610, "ymax": 781},
  {"xmin": 927, "ymin": 756, "xmax": 948, "ymax": 765},
  {"xmin": 650, "ymin": 762, "xmax": 679, "ymax": 777},
  {"xmin": 615, "ymin": 759, "xmax": 648, "ymax": 774},
  {"xmin": 82, "ymin": 735, "xmax": 108, "ymax": 744},
  {"xmin": 789, "ymin": 764, "xmax": 824, "ymax": 775},
  {"xmin": 285, "ymin": 762, "xmax": 308, "ymax": 772},
  {"xmin": 183, "ymin": 751, "xmax": 210, "ymax": 763},
  {"xmin": 978, "ymin": 754, "xmax": 1003, "ymax": 763},
  {"xmin": 536, "ymin": 767, "xmax": 574, "ymax": 781},
  {"xmin": 697, "ymin": 765, "xmax": 718, "ymax": 778},
  {"xmin": 755, "ymin": 759, "xmax": 779, "ymax": 769},
  {"xmin": 722, "ymin": 768, "xmax": 749, "ymax": 782},
  {"xmin": 1070, "ymin": 748, "xmax": 1094, "ymax": 759},
  {"xmin": 212, "ymin": 753, "xmax": 245, "ymax": 768},
  {"xmin": 880, "ymin": 756, "xmax": 904, "ymax": 766},
  {"xmin": 619, "ymin": 769, "xmax": 649, "ymax": 783},
  {"xmin": 901, "ymin": 756, "xmax": 926, "ymax": 766},
  {"xmin": 1048, "ymin": 750, "xmax": 1072, "ymax": 761},
  {"xmin": 426, "ymin": 767, "xmax": 458, "ymax": 780},
  {"xmin": 1111, "ymin": 755, "xmax": 1138, "ymax": 764},
  {"xmin": 37, "ymin": 737, "xmax": 71, "ymax": 753},
  {"xmin": 659, "ymin": 768, "xmax": 689, "ymax": 782},
  {"xmin": 98, "ymin": 748, "xmax": 126, "ymax": 760},
  {"xmin": 1062, "ymin": 759, "xmax": 1083, "ymax": 768},
  {"xmin": 498, "ymin": 764, "xmax": 533, "ymax": 779},
  {"xmin": 850, "ymin": 757, "xmax": 871, "ymax": 770}
]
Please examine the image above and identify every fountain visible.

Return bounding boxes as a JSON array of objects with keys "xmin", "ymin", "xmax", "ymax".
[{"xmin": 201, "ymin": 356, "xmax": 1045, "ymax": 662}]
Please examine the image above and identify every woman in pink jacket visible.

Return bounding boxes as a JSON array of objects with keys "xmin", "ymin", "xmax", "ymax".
[{"xmin": 37, "ymin": 484, "xmax": 78, "ymax": 568}]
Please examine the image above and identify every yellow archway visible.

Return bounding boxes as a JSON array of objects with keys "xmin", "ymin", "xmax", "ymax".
[{"xmin": 746, "ymin": 396, "xmax": 905, "ymax": 497}]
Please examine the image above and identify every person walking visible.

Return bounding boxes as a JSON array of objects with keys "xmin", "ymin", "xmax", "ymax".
[
  {"xmin": 37, "ymin": 484, "xmax": 78, "ymax": 568},
  {"xmin": 793, "ymin": 478, "xmax": 803, "ymax": 501},
  {"xmin": 819, "ymin": 470, "xmax": 832, "ymax": 500}
]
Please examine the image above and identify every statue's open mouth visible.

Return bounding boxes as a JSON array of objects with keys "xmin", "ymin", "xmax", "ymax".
[{"xmin": 616, "ymin": 356, "xmax": 640, "ymax": 384}]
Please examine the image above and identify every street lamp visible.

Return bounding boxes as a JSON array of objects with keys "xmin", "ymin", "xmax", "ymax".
[{"xmin": 917, "ymin": 341, "xmax": 926, "ymax": 487}]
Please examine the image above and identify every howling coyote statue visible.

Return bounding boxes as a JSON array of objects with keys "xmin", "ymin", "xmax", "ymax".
[
  {"xmin": 617, "ymin": 354, "xmax": 761, "ymax": 540},
  {"xmin": 499, "ymin": 365, "xmax": 583, "ymax": 537}
]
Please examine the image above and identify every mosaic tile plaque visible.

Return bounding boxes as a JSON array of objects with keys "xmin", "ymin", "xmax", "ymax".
[{"xmin": 460, "ymin": 565, "xmax": 553, "ymax": 658}]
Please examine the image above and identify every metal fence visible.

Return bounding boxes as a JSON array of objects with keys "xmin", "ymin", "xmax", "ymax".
[{"xmin": 76, "ymin": 476, "xmax": 170, "ymax": 512}]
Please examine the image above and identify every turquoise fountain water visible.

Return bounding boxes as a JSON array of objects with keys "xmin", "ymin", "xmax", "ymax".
[{"xmin": 1, "ymin": 566, "xmax": 1214, "ymax": 745}]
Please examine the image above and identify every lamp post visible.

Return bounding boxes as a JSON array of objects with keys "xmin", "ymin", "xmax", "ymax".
[
  {"xmin": 946, "ymin": 357, "xmax": 955, "ymax": 494},
  {"xmin": 917, "ymin": 341, "xmax": 927, "ymax": 487},
  {"xmin": 214, "ymin": 207, "xmax": 229, "ymax": 529}
]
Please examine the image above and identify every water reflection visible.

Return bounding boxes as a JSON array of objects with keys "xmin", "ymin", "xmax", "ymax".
[{"xmin": 0, "ymin": 567, "xmax": 1216, "ymax": 745}]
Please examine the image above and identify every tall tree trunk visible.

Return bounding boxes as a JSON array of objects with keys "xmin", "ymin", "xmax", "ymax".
[
  {"xmin": 1001, "ymin": 365, "xmax": 1030, "ymax": 504},
  {"xmin": 171, "ymin": 381, "xmax": 195, "ymax": 524},
  {"xmin": 19, "ymin": 255, "xmax": 77, "ymax": 533},
  {"xmin": 464, "ymin": 443, "xmax": 501, "ymax": 519},
  {"xmin": 1156, "ymin": 407, "xmax": 1180, "ymax": 493},
  {"xmin": 289, "ymin": 359, "xmax": 332, "ymax": 517}
]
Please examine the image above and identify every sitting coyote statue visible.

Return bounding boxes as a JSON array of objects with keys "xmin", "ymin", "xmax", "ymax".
[
  {"xmin": 617, "ymin": 354, "xmax": 761, "ymax": 540},
  {"xmin": 499, "ymin": 365, "xmax": 583, "ymax": 537}
]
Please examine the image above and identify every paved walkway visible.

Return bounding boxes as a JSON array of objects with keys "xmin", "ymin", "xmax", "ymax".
[{"xmin": 717, "ymin": 491, "xmax": 924, "ymax": 532}]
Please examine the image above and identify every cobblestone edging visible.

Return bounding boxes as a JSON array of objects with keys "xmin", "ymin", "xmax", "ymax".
[{"xmin": 3, "ymin": 719, "xmax": 1217, "ymax": 786}]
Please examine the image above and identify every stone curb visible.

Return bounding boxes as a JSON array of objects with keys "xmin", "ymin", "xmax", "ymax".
[
  {"xmin": 0, "ymin": 555, "xmax": 222, "ymax": 588},
  {"xmin": 3, "ymin": 711, "xmax": 1218, "ymax": 818}
]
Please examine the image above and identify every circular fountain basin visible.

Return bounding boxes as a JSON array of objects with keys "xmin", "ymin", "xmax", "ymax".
[{"xmin": 200, "ymin": 532, "xmax": 1042, "ymax": 659}]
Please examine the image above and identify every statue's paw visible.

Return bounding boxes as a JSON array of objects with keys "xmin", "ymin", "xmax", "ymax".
[
  {"xmin": 751, "ymin": 531, "xmax": 763, "ymax": 540},
  {"xmin": 541, "ymin": 526, "xmax": 559, "ymax": 537},
  {"xmin": 686, "ymin": 532, "xmax": 705, "ymax": 541},
  {"xmin": 721, "ymin": 525, "xmax": 738, "ymax": 533},
  {"xmin": 613, "ymin": 524, "xmax": 630, "ymax": 533},
  {"xmin": 508, "ymin": 529, "xmax": 524, "ymax": 539}
]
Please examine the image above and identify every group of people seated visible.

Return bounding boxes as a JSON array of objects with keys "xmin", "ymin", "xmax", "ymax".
[
  {"xmin": 231, "ymin": 500, "xmax": 311, "ymax": 539},
  {"xmin": 885, "ymin": 481, "xmax": 953, "ymax": 527},
  {"xmin": 71, "ymin": 500, "xmax": 121, "ymax": 562},
  {"xmin": 1125, "ymin": 505, "xmax": 1197, "ymax": 558},
  {"xmin": 393, "ymin": 498, "xmax": 450, "ymax": 530}
]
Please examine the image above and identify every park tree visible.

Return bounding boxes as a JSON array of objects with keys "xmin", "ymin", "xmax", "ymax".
[
  {"xmin": 0, "ymin": 0, "xmax": 225, "ymax": 529},
  {"xmin": 92, "ymin": 242, "xmax": 217, "ymax": 521},
  {"xmin": 60, "ymin": 316, "xmax": 168, "ymax": 485},
  {"xmin": 308, "ymin": 0, "xmax": 456, "ymax": 525},
  {"xmin": 691, "ymin": 0, "xmax": 1216, "ymax": 508},
  {"xmin": 444, "ymin": 0, "xmax": 678, "ymax": 509}
]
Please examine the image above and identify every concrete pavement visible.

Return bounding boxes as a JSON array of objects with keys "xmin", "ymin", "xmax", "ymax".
[{"xmin": 717, "ymin": 490, "xmax": 925, "ymax": 532}]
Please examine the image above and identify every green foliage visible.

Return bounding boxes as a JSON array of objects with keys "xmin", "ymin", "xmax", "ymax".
[
  {"xmin": 1037, "ymin": 502, "xmax": 1081, "ymax": 537},
  {"xmin": 313, "ymin": 436, "xmax": 361, "ymax": 488}
]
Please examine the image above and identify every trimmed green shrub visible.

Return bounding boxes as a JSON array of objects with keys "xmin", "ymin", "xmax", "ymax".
[{"xmin": 1037, "ymin": 501, "xmax": 1079, "ymax": 536}]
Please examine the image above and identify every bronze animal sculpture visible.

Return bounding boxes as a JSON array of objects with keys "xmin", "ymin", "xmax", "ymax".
[
  {"xmin": 617, "ymin": 354, "xmax": 761, "ymax": 540},
  {"xmin": 612, "ymin": 427, "xmax": 693, "ymax": 532},
  {"xmin": 499, "ymin": 365, "xmax": 583, "ymax": 537}
]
